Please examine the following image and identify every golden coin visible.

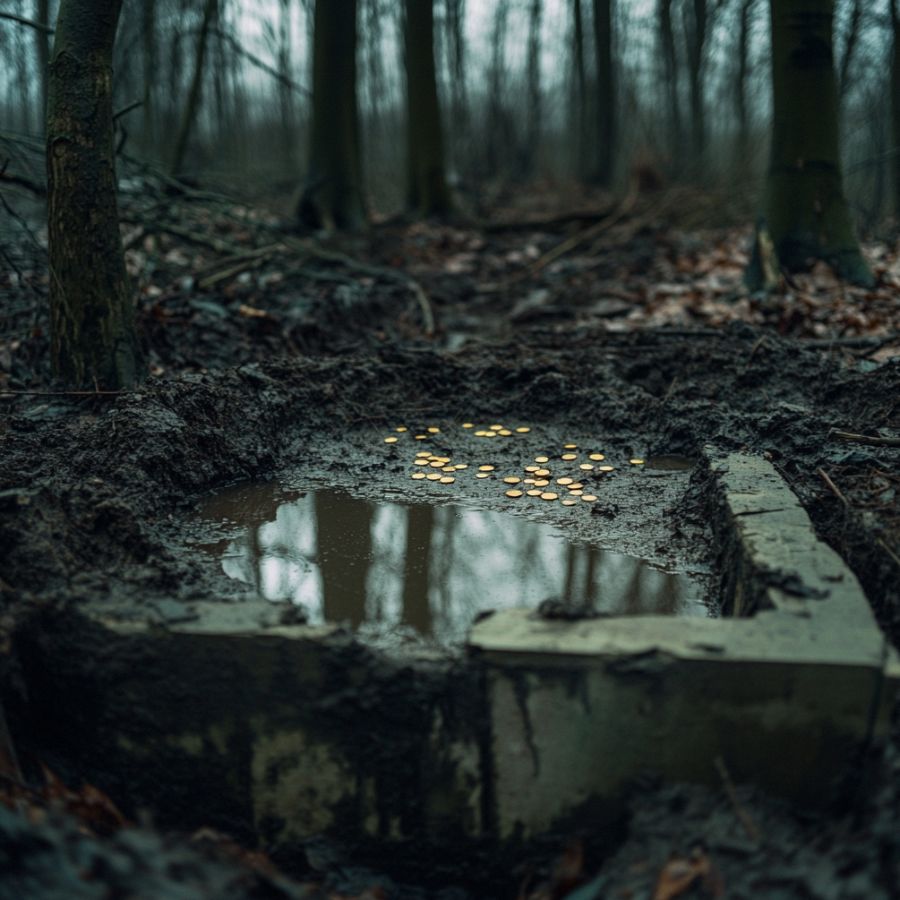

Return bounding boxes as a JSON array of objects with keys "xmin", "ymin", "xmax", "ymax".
[
  {"xmin": 630, "ymin": 458, "xmax": 646, "ymax": 465},
  {"xmin": 429, "ymin": 461, "xmax": 445, "ymax": 468},
  {"xmin": 490, "ymin": 424, "xmax": 503, "ymax": 431},
  {"xmin": 415, "ymin": 434, "xmax": 428, "ymax": 440},
  {"xmin": 534, "ymin": 479, "xmax": 550, "ymax": 487},
  {"xmin": 483, "ymin": 432, "xmax": 497, "ymax": 438},
  {"xmin": 535, "ymin": 468, "xmax": 550, "ymax": 477},
  {"xmin": 589, "ymin": 453, "xmax": 605, "ymax": 461},
  {"xmin": 569, "ymin": 482, "xmax": 584, "ymax": 489},
  {"xmin": 499, "ymin": 429, "xmax": 513, "ymax": 436},
  {"xmin": 384, "ymin": 436, "xmax": 399, "ymax": 444},
  {"xmin": 426, "ymin": 473, "xmax": 442, "ymax": 481},
  {"xmin": 561, "ymin": 499, "xmax": 577, "ymax": 506},
  {"xmin": 564, "ymin": 443, "xmax": 577, "ymax": 449},
  {"xmin": 434, "ymin": 456, "xmax": 450, "ymax": 463},
  {"xmin": 540, "ymin": 492, "xmax": 558, "ymax": 501},
  {"xmin": 479, "ymin": 465, "xmax": 495, "ymax": 472},
  {"xmin": 440, "ymin": 476, "xmax": 455, "ymax": 484},
  {"xmin": 427, "ymin": 427, "xmax": 440, "ymax": 434},
  {"xmin": 557, "ymin": 477, "xmax": 573, "ymax": 486},
  {"xmin": 581, "ymin": 495, "xmax": 598, "ymax": 502},
  {"xmin": 443, "ymin": 466, "xmax": 456, "ymax": 472},
  {"xmin": 396, "ymin": 426, "xmax": 408, "ymax": 433},
  {"xmin": 454, "ymin": 464, "xmax": 468, "ymax": 470},
  {"xmin": 598, "ymin": 465, "xmax": 614, "ymax": 472},
  {"xmin": 535, "ymin": 456, "xmax": 549, "ymax": 463},
  {"xmin": 568, "ymin": 489, "xmax": 583, "ymax": 496},
  {"xmin": 503, "ymin": 476, "xmax": 521, "ymax": 484},
  {"xmin": 411, "ymin": 472, "xmax": 426, "ymax": 480},
  {"xmin": 526, "ymin": 489, "xmax": 543, "ymax": 496},
  {"xmin": 413, "ymin": 460, "xmax": 429, "ymax": 467},
  {"xmin": 561, "ymin": 453, "xmax": 577, "ymax": 461},
  {"xmin": 523, "ymin": 478, "xmax": 536, "ymax": 484},
  {"xmin": 515, "ymin": 427, "xmax": 531, "ymax": 433},
  {"xmin": 462, "ymin": 422, "xmax": 474, "ymax": 429},
  {"xmin": 524, "ymin": 465, "xmax": 539, "ymax": 473},
  {"xmin": 476, "ymin": 472, "xmax": 491, "ymax": 479},
  {"xmin": 506, "ymin": 489, "xmax": 523, "ymax": 498},
  {"xmin": 580, "ymin": 463, "xmax": 594, "ymax": 471}
]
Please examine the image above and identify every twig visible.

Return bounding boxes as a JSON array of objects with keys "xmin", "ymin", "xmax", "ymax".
[
  {"xmin": 817, "ymin": 467, "xmax": 849, "ymax": 507},
  {"xmin": 0, "ymin": 11, "xmax": 54, "ymax": 33},
  {"xmin": 714, "ymin": 756, "xmax": 761, "ymax": 843},
  {"xmin": 208, "ymin": 27, "xmax": 310, "ymax": 95},
  {"xmin": 113, "ymin": 99, "xmax": 143, "ymax": 122},
  {"xmin": 828, "ymin": 430, "xmax": 900, "ymax": 449},
  {"xmin": 0, "ymin": 390, "xmax": 127, "ymax": 397}
]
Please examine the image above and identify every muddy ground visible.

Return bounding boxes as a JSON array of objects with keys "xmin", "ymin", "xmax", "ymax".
[{"xmin": 1, "ymin": 183, "xmax": 900, "ymax": 897}]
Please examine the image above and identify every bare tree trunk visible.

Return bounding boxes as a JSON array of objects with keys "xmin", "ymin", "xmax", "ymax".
[
  {"xmin": 404, "ymin": 0, "xmax": 452, "ymax": 217},
  {"xmin": 278, "ymin": 0, "xmax": 294, "ymax": 171},
  {"xmin": 520, "ymin": 0, "xmax": 543, "ymax": 178},
  {"xmin": 735, "ymin": 0, "xmax": 753, "ymax": 160},
  {"xmin": 757, "ymin": 0, "xmax": 871, "ymax": 285},
  {"xmin": 684, "ymin": 0, "xmax": 708, "ymax": 164},
  {"xmin": 35, "ymin": 0, "xmax": 50, "ymax": 131},
  {"xmin": 571, "ymin": 0, "xmax": 589, "ymax": 178},
  {"xmin": 47, "ymin": 0, "xmax": 143, "ymax": 389},
  {"xmin": 402, "ymin": 505, "xmax": 434, "ymax": 636},
  {"xmin": 141, "ymin": 0, "xmax": 157, "ymax": 151},
  {"xmin": 893, "ymin": 1, "xmax": 900, "ymax": 217},
  {"xmin": 592, "ymin": 0, "xmax": 616, "ymax": 186},
  {"xmin": 297, "ymin": 0, "xmax": 365, "ymax": 230},
  {"xmin": 485, "ymin": 0, "xmax": 509, "ymax": 179},
  {"xmin": 170, "ymin": 0, "xmax": 217, "ymax": 175},
  {"xmin": 659, "ymin": 0, "xmax": 683, "ymax": 170},
  {"xmin": 837, "ymin": 0, "xmax": 862, "ymax": 102}
]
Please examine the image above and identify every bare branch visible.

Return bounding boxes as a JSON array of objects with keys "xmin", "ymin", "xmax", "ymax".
[{"xmin": 0, "ymin": 11, "xmax": 54, "ymax": 34}]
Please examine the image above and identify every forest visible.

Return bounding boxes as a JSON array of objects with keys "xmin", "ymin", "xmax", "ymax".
[{"xmin": 1, "ymin": 1, "xmax": 899, "ymax": 898}]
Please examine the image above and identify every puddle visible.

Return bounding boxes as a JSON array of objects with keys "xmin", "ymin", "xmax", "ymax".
[{"xmin": 188, "ymin": 485, "xmax": 713, "ymax": 644}]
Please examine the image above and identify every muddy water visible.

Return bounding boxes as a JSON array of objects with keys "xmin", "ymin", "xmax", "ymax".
[{"xmin": 188, "ymin": 485, "xmax": 712, "ymax": 644}]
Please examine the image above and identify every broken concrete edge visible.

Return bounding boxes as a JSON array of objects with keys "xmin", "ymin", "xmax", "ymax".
[{"xmin": 6, "ymin": 450, "xmax": 899, "ymax": 866}]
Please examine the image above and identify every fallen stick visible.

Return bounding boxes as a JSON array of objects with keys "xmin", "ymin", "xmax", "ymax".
[
  {"xmin": 828, "ymin": 430, "xmax": 900, "ymax": 449},
  {"xmin": 714, "ymin": 756, "xmax": 761, "ymax": 843},
  {"xmin": 817, "ymin": 467, "xmax": 849, "ymax": 506}
]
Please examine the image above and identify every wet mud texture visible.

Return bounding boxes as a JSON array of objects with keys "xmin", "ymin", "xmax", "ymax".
[{"xmin": 1, "ymin": 325, "xmax": 900, "ymax": 897}]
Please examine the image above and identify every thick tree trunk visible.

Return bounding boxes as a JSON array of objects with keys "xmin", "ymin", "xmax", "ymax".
[
  {"xmin": 47, "ymin": 0, "xmax": 143, "ymax": 389},
  {"xmin": 760, "ymin": 0, "xmax": 871, "ymax": 285},
  {"xmin": 592, "ymin": 0, "xmax": 616, "ymax": 186},
  {"xmin": 297, "ymin": 0, "xmax": 365, "ymax": 230},
  {"xmin": 402, "ymin": 504, "xmax": 434, "ymax": 636},
  {"xmin": 519, "ymin": 0, "xmax": 542, "ymax": 178},
  {"xmin": 685, "ymin": 0, "xmax": 708, "ymax": 163},
  {"xmin": 572, "ymin": 0, "xmax": 589, "ymax": 178},
  {"xmin": 735, "ymin": 0, "xmax": 752, "ymax": 159},
  {"xmin": 169, "ymin": 0, "xmax": 217, "ymax": 175},
  {"xmin": 404, "ymin": 0, "xmax": 451, "ymax": 217}
]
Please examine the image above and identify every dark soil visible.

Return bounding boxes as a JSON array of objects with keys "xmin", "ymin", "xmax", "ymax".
[{"xmin": 1, "ymin": 186, "xmax": 899, "ymax": 897}]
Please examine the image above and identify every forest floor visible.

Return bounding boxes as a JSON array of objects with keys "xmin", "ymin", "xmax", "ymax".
[{"xmin": 1, "ymin": 176, "xmax": 900, "ymax": 898}]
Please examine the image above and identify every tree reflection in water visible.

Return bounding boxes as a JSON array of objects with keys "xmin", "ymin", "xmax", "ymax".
[{"xmin": 191, "ymin": 486, "xmax": 710, "ymax": 644}]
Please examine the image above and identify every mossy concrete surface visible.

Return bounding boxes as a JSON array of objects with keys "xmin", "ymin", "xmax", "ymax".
[{"xmin": 10, "ymin": 452, "xmax": 898, "ymax": 862}]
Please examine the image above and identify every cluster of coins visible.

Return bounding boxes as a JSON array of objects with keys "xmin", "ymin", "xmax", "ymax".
[{"xmin": 385, "ymin": 423, "xmax": 646, "ymax": 507}]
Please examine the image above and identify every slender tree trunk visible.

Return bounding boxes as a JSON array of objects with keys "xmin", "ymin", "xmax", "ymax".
[
  {"xmin": 592, "ymin": 0, "xmax": 616, "ymax": 186},
  {"xmin": 297, "ymin": 0, "xmax": 365, "ymax": 230},
  {"xmin": 837, "ymin": 0, "xmax": 862, "ymax": 102},
  {"xmin": 735, "ymin": 0, "xmax": 752, "ymax": 160},
  {"xmin": 572, "ymin": 0, "xmax": 588, "ymax": 178},
  {"xmin": 404, "ymin": 0, "xmax": 451, "ymax": 217},
  {"xmin": 892, "ymin": 1, "xmax": 900, "ymax": 217},
  {"xmin": 35, "ymin": 0, "xmax": 50, "ymax": 131},
  {"xmin": 47, "ymin": 0, "xmax": 143, "ymax": 389},
  {"xmin": 520, "ymin": 0, "xmax": 542, "ymax": 178},
  {"xmin": 684, "ymin": 0, "xmax": 708, "ymax": 163},
  {"xmin": 141, "ymin": 0, "xmax": 157, "ymax": 151},
  {"xmin": 757, "ymin": 0, "xmax": 871, "ymax": 285},
  {"xmin": 485, "ymin": 0, "xmax": 509, "ymax": 179},
  {"xmin": 659, "ymin": 0, "xmax": 683, "ymax": 170},
  {"xmin": 170, "ymin": 0, "xmax": 217, "ymax": 175},
  {"xmin": 278, "ymin": 0, "xmax": 294, "ymax": 171}
]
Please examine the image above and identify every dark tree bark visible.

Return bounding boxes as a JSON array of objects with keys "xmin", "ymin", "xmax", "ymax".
[
  {"xmin": 735, "ymin": 0, "xmax": 753, "ymax": 158},
  {"xmin": 404, "ymin": 0, "xmax": 452, "ymax": 217},
  {"xmin": 47, "ymin": 0, "xmax": 143, "ymax": 389},
  {"xmin": 296, "ymin": 0, "xmax": 365, "ymax": 230},
  {"xmin": 684, "ymin": 0, "xmax": 709, "ymax": 163},
  {"xmin": 35, "ymin": 0, "xmax": 50, "ymax": 130},
  {"xmin": 658, "ymin": 0, "xmax": 683, "ymax": 169},
  {"xmin": 401, "ymin": 504, "xmax": 434, "ymax": 636},
  {"xmin": 837, "ymin": 0, "xmax": 862, "ymax": 101},
  {"xmin": 571, "ymin": 0, "xmax": 589, "ymax": 178},
  {"xmin": 757, "ymin": 0, "xmax": 871, "ymax": 285},
  {"xmin": 519, "ymin": 0, "xmax": 542, "ymax": 177},
  {"xmin": 592, "ymin": 0, "xmax": 616, "ymax": 186},
  {"xmin": 893, "ymin": 1, "xmax": 900, "ymax": 216},
  {"xmin": 170, "ymin": 0, "xmax": 218, "ymax": 175},
  {"xmin": 141, "ymin": 0, "xmax": 157, "ymax": 150}
]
